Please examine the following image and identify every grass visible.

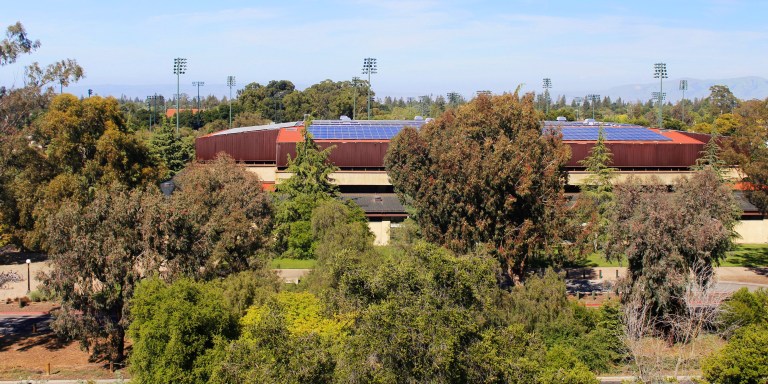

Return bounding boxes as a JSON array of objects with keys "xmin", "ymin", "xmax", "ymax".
[
  {"xmin": 270, "ymin": 258, "xmax": 317, "ymax": 269},
  {"xmin": 720, "ymin": 243, "xmax": 768, "ymax": 267},
  {"xmin": 574, "ymin": 244, "xmax": 768, "ymax": 268}
]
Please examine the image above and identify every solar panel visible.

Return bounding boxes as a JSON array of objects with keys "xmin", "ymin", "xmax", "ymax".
[
  {"xmin": 555, "ymin": 127, "xmax": 672, "ymax": 141},
  {"xmin": 309, "ymin": 122, "xmax": 423, "ymax": 140}
]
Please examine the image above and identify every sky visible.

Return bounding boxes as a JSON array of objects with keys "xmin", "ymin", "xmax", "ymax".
[{"xmin": 2, "ymin": 0, "xmax": 767, "ymax": 100}]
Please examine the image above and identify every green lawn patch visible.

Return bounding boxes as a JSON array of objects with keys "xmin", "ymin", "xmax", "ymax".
[
  {"xmin": 270, "ymin": 258, "xmax": 317, "ymax": 269},
  {"xmin": 721, "ymin": 244, "xmax": 768, "ymax": 267}
]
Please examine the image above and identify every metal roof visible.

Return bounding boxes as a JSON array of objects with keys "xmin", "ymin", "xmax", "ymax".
[
  {"xmin": 341, "ymin": 193, "xmax": 406, "ymax": 214},
  {"xmin": 209, "ymin": 121, "xmax": 302, "ymax": 136}
]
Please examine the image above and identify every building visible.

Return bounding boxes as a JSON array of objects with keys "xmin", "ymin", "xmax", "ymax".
[{"xmin": 196, "ymin": 119, "xmax": 767, "ymax": 245}]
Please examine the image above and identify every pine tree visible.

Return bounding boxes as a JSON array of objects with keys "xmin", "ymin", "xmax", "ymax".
[{"xmin": 578, "ymin": 126, "xmax": 616, "ymax": 252}]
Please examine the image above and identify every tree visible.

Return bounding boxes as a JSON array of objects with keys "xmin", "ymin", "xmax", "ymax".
[
  {"xmin": 41, "ymin": 185, "xmax": 160, "ymax": 362},
  {"xmin": 702, "ymin": 324, "xmax": 768, "ymax": 384},
  {"xmin": 0, "ymin": 22, "xmax": 40, "ymax": 66},
  {"xmin": 273, "ymin": 129, "xmax": 338, "ymax": 259},
  {"xmin": 149, "ymin": 122, "xmax": 194, "ymax": 178},
  {"xmin": 707, "ymin": 85, "xmax": 739, "ymax": 116},
  {"xmin": 158, "ymin": 155, "xmax": 274, "ymax": 279},
  {"xmin": 128, "ymin": 278, "xmax": 238, "ymax": 384},
  {"xmin": 605, "ymin": 169, "xmax": 741, "ymax": 339},
  {"xmin": 385, "ymin": 93, "xmax": 575, "ymax": 281},
  {"xmin": 577, "ymin": 126, "xmax": 616, "ymax": 252}
]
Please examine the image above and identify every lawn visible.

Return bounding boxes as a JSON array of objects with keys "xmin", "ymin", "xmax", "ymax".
[
  {"xmin": 720, "ymin": 243, "xmax": 768, "ymax": 267},
  {"xmin": 270, "ymin": 258, "xmax": 317, "ymax": 269},
  {"xmin": 577, "ymin": 244, "xmax": 768, "ymax": 268}
]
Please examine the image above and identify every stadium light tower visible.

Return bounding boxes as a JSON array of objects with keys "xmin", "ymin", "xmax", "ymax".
[
  {"xmin": 352, "ymin": 76, "xmax": 361, "ymax": 120},
  {"xmin": 587, "ymin": 94, "xmax": 600, "ymax": 120},
  {"xmin": 542, "ymin": 78, "xmax": 552, "ymax": 115},
  {"xmin": 679, "ymin": 79, "xmax": 688, "ymax": 123},
  {"xmin": 653, "ymin": 62, "xmax": 668, "ymax": 128},
  {"xmin": 362, "ymin": 57, "xmax": 377, "ymax": 120},
  {"xmin": 146, "ymin": 95, "xmax": 157, "ymax": 131},
  {"xmin": 192, "ymin": 81, "xmax": 204, "ymax": 127},
  {"xmin": 573, "ymin": 96, "xmax": 584, "ymax": 121},
  {"xmin": 227, "ymin": 76, "xmax": 236, "ymax": 129},
  {"xmin": 173, "ymin": 58, "xmax": 187, "ymax": 134}
]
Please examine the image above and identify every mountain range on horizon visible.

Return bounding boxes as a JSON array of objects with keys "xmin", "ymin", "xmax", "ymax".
[{"xmin": 63, "ymin": 76, "xmax": 768, "ymax": 105}]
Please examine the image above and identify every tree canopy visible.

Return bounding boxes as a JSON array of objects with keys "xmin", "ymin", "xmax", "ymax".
[{"xmin": 385, "ymin": 93, "xmax": 578, "ymax": 281}]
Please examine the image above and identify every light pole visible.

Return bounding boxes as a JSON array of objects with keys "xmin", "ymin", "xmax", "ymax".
[
  {"xmin": 679, "ymin": 79, "xmax": 688, "ymax": 124},
  {"xmin": 652, "ymin": 91, "xmax": 666, "ymax": 124},
  {"xmin": 362, "ymin": 57, "xmax": 377, "ymax": 120},
  {"xmin": 476, "ymin": 90, "xmax": 492, "ymax": 97},
  {"xmin": 352, "ymin": 76, "xmax": 361, "ymax": 120},
  {"xmin": 573, "ymin": 96, "xmax": 584, "ymax": 121},
  {"xmin": 192, "ymin": 81, "xmax": 204, "ymax": 128},
  {"xmin": 653, "ymin": 62, "xmax": 668, "ymax": 128},
  {"xmin": 227, "ymin": 76, "xmax": 236, "ymax": 129},
  {"xmin": 173, "ymin": 57, "xmax": 187, "ymax": 134},
  {"xmin": 587, "ymin": 94, "xmax": 600, "ymax": 120},
  {"xmin": 88, "ymin": 89, "xmax": 93, "ymax": 98},
  {"xmin": 146, "ymin": 95, "xmax": 157, "ymax": 131},
  {"xmin": 542, "ymin": 78, "xmax": 552, "ymax": 116},
  {"xmin": 26, "ymin": 259, "xmax": 31, "ymax": 293}
]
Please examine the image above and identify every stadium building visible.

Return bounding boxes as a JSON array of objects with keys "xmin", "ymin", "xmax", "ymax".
[{"xmin": 195, "ymin": 118, "xmax": 767, "ymax": 245}]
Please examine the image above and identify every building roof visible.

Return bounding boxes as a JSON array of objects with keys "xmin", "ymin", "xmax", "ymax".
[
  {"xmin": 341, "ymin": 193, "xmax": 406, "ymax": 214},
  {"xmin": 207, "ymin": 121, "xmax": 302, "ymax": 137},
  {"xmin": 308, "ymin": 119, "xmax": 426, "ymax": 141}
]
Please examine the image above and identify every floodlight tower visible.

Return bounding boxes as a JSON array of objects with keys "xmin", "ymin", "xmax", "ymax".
[
  {"xmin": 173, "ymin": 58, "xmax": 187, "ymax": 134},
  {"xmin": 362, "ymin": 58, "xmax": 377, "ymax": 119},
  {"xmin": 352, "ymin": 76, "xmax": 361, "ymax": 120},
  {"xmin": 146, "ymin": 95, "xmax": 157, "ymax": 131},
  {"xmin": 227, "ymin": 76, "xmax": 236, "ymax": 129},
  {"xmin": 587, "ymin": 94, "xmax": 600, "ymax": 120},
  {"xmin": 679, "ymin": 79, "xmax": 688, "ymax": 123},
  {"xmin": 652, "ymin": 91, "xmax": 666, "ymax": 111},
  {"xmin": 192, "ymin": 81, "xmax": 204, "ymax": 127},
  {"xmin": 476, "ymin": 90, "xmax": 492, "ymax": 97},
  {"xmin": 653, "ymin": 62, "xmax": 668, "ymax": 128},
  {"xmin": 542, "ymin": 78, "xmax": 552, "ymax": 115},
  {"xmin": 572, "ymin": 96, "xmax": 584, "ymax": 121}
]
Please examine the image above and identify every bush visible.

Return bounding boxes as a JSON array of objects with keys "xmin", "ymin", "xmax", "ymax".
[
  {"xmin": 28, "ymin": 290, "xmax": 46, "ymax": 302},
  {"xmin": 719, "ymin": 288, "xmax": 768, "ymax": 335},
  {"xmin": 702, "ymin": 324, "xmax": 768, "ymax": 383}
]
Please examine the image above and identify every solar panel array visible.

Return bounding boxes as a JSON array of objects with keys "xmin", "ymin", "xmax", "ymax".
[
  {"xmin": 309, "ymin": 122, "xmax": 424, "ymax": 140},
  {"xmin": 557, "ymin": 127, "xmax": 672, "ymax": 141}
]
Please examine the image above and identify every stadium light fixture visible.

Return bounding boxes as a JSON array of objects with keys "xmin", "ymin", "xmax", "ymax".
[
  {"xmin": 679, "ymin": 79, "xmax": 688, "ymax": 123},
  {"xmin": 573, "ymin": 96, "xmax": 584, "ymax": 121},
  {"xmin": 192, "ymin": 81, "xmax": 205, "ymax": 127},
  {"xmin": 587, "ymin": 94, "xmax": 600, "ymax": 120},
  {"xmin": 173, "ymin": 57, "xmax": 187, "ymax": 134},
  {"xmin": 653, "ymin": 62, "xmax": 668, "ymax": 128},
  {"xmin": 542, "ymin": 78, "xmax": 552, "ymax": 115},
  {"xmin": 227, "ymin": 76, "xmax": 236, "ymax": 129},
  {"xmin": 146, "ymin": 95, "xmax": 157, "ymax": 131},
  {"xmin": 362, "ymin": 58, "xmax": 377, "ymax": 120}
]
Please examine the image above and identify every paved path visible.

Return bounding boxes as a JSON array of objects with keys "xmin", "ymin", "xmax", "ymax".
[
  {"xmin": 1, "ymin": 380, "xmax": 129, "ymax": 384},
  {"xmin": 275, "ymin": 269, "xmax": 311, "ymax": 283}
]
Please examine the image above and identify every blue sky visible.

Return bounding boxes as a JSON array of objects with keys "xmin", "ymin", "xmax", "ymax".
[{"xmin": 2, "ymin": 0, "xmax": 767, "ymax": 99}]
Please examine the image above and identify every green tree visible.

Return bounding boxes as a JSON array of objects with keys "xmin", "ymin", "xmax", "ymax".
[
  {"xmin": 0, "ymin": 22, "xmax": 40, "ymax": 66},
  {"xmin": 385, "ymin": 93, "xmax": 576, "ymax": 281},
  {"xmin": 149, "ymin": 122, "xmax": 194, "ymax": 178},
  {"xmin": 577, "ymin": 126, "xmax": 616, "ymax": 252},
  {"xmin": 707, "ymin": 85, "xmax": 739, "ymax": 116},
  {"xmin": 128, "ymin": 278, "xmax": 238, "ymax": 384},
  {"xmin": 702, "ymin": 324, "xmax": 768, "ymax": 384},
  {"xmin": 274, "ymin": 129, "xmax": 338, "ymax": 259}
]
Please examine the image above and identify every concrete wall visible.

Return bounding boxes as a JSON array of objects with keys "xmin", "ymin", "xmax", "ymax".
[
  {"xmin": 245, "ymin": 166, "xmax": 277, "ymax": 183},
  {"xmin": 735, "ymin": 219, "xmax": 768, "ymax": 244},
  {"xmin": 568, "ymin": 169, "xmax": 741, "ymax": 185},
  {"xmin": 368, "ymin": 220, "xmax": 391, "ymax": 246},
  {"xmin": 274, "ymin": 170, "xmax": 391, "ymax": 186}
]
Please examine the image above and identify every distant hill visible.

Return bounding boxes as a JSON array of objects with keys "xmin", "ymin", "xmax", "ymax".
[{"xmin": 587, "ymin": 76, "xmax": 768, "ymax": 103}]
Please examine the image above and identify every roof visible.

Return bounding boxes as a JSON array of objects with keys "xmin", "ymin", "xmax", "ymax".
[
  {"xmin": 166, "ymin": 108, "xmax": 201, "ymax": 118},
  {"xmin": 207, "ymin": 121, "xmax": 302, "ymax": 137},
  {"xmin": 341, "ymin": 193, "xmax": 406, "ymax": 214},
  {"xmin": 734, "ymin": 191, "xmax": 761, "ymax": 214},
  {"xmin": 307, "ymin": 119, "xmax": 426, "ymax": 141}
]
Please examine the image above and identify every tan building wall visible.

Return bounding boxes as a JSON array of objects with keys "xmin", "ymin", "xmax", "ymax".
[
  {"xmin": 568, "ymin": 169, "xmax": 741, "ymax": 185},
  {"xmin": 368, "ymin": 221, "xmax": 391, "ymax": 246},
  {"xmin": 735, "ymin": 220, "xmax": 768, "ymax": 244},
  {"xmin": 245, "ymin": 166, "xmax": 277, "ymax": 183}
]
